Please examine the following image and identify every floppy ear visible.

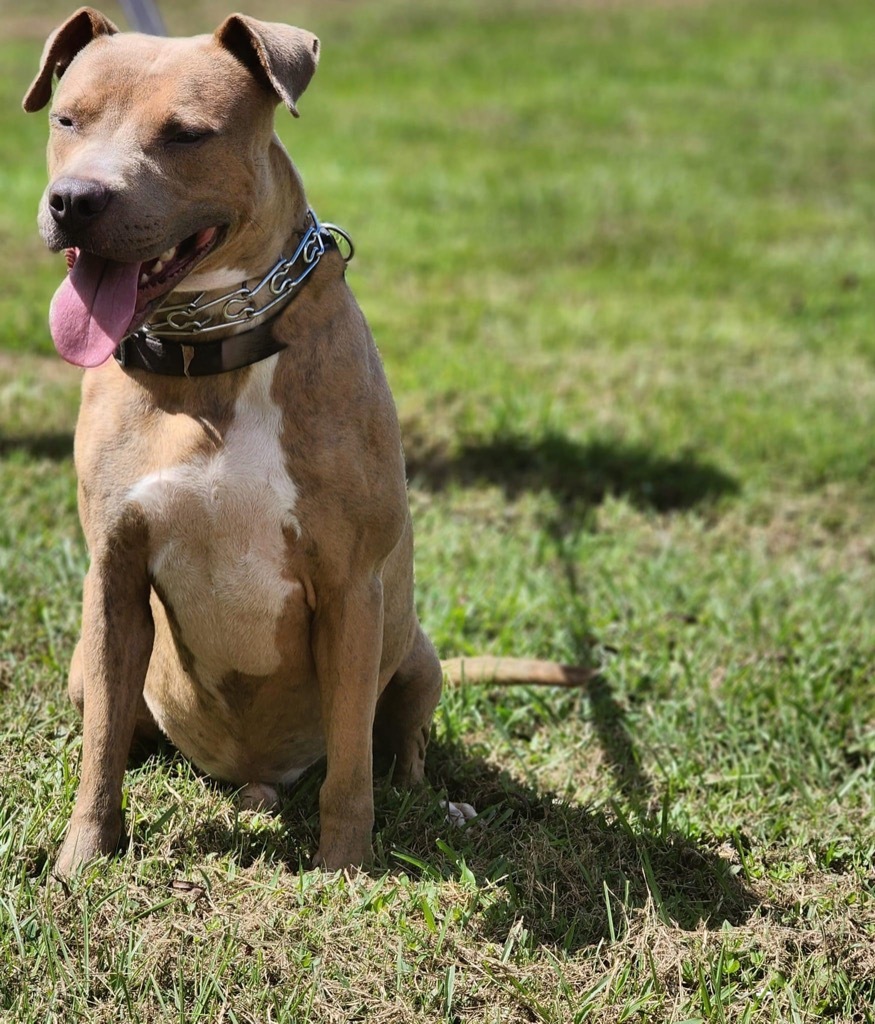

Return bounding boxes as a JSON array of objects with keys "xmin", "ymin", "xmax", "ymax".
[
  {"xmin": 215, "ymin": 14, "xmax": 320, "ymax": 118},
  {"xmin": 23, "ymin": 7, "xmax": 118, "ymax": 113}
]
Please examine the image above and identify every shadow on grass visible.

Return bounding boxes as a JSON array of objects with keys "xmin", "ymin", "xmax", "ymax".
[
  {"xmin": 582, "ymin": 670, "xmax": 653, "ymax": 809},
  {"xmin": 404, "ymin": 428, "xmax": 739, "ymax": 513},
  {"xmin": 411, "ymin": 736, "xmax": 755, "ymax": 951},
  {"xmin": 0, "ymin": 431, "xmax": 74, "ymax": 460},
  {"xmin": 152, "ymin": 729, "xmax": 754, "ymax": 953}
]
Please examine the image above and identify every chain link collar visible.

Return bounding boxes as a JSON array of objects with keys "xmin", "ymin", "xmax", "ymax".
[{"xmin": 124, "ymin": 209, "xmax": 353, "ymax": 346}]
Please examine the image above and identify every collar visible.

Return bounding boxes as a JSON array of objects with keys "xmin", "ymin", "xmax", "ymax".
[{"xmin": 114, "ymin": 209, "xmax": 353, "ymax": 377}]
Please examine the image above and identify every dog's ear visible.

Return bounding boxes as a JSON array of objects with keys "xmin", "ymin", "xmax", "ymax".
[
  {"xmin": 215, "ymin": 14, "xmax": 320, "ymax": 118},
  {"xmin": 23, "ymin": 7, "xmax": 118, "ymax": 113}
]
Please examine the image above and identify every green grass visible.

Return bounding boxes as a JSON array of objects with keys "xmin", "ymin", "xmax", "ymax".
[{"xmin": 2, "ymin": 0, "xmax": 875, "ymax": 1019}]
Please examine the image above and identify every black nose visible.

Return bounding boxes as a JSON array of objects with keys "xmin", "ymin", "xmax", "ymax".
[{"xmin": 48, "ymin": 177, "xmax": 112, "ymax": 230}]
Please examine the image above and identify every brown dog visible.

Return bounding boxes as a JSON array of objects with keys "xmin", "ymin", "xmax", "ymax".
[{"xmin": 25, "ymin": 9, "xmax": 585, "ymax": 879}]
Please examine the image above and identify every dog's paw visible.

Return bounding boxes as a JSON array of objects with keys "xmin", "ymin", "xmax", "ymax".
[
  {"xmin": 238, "ymin": 782, "xmax": 279, "ymax": 811},
  {"xmin": 54, "ymin": 816, "xmax": 122, "ymax": 880},
  {"xmin": 445, "ymin": 801, "xmax": 477, "ymax": 827},
  {"xmin": 312, "ymin": 824, "xmax": 373, "ymax": 872},
  {"xmin": 312, "ymin": 843, "xmax": 373, "ymax": 872}
]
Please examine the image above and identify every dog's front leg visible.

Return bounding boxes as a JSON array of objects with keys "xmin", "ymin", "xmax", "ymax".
[
  {"xmin": 311, "ymin": 576, "xmax": 384, "ymax": 871},
  {"xmin": 55, "ymin": 541, "xmax": 154, "ymax": 879}
]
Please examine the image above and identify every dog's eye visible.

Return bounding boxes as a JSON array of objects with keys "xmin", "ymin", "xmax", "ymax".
[
  {"xmin": 52, "ymin": 114, "xmax": 76, "ymax": 129},
  {"xmin": 168, "ymin": 129, "xmax": 210, "ymax": 147}
]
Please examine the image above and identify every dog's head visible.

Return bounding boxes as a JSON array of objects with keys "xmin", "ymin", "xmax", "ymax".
[{"xmin": 24, "ymin": 8, "xmax": 319, "ymax": 367}]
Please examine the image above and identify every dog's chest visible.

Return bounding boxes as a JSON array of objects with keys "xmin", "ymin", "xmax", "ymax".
[{"xmin": 128, "ymin": 357, "xmax": 303, "ymax": 677}]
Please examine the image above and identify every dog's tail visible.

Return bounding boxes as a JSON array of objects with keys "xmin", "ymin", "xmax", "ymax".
[{"xmin": 440, "ymin": 657, "xmax": 592, "ymax": 687}]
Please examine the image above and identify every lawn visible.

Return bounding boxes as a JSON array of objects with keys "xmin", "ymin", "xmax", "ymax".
[{"xmin": 1, "ymin": 0, "xmax": 874, "ymax": 1020}]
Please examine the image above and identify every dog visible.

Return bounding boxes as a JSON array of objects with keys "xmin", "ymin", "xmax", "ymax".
[{"xmin": 25, "ymin": 9, "xmax": 586, "ymax": 879}]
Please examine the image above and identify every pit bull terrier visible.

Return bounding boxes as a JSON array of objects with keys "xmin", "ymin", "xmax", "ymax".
[{"xmin": 25, "ymin": 8, "xmax": 585, "ymax": 879}]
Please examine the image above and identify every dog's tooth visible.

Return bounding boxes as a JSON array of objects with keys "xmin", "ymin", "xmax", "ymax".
[
  {"xmin": 139, "ymin": 272, "xmax": 148, "ymax": 286},
  {"xmin": 159, "ymin": 245, "xmax": 177, "ymax": 263},
  {"xmin": 152, "ymin": 259, "xmax": 165, "ymax": 275}
]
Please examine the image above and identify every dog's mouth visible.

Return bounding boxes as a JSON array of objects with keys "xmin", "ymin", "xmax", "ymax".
[{"xmin": 50, "ymin": 225, "xmax": 222, "ymax": 368}]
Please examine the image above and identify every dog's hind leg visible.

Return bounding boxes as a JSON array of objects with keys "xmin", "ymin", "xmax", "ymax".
[{"xmin": 373, "ymin": 626, "xmax": 442, "ymax": 787}]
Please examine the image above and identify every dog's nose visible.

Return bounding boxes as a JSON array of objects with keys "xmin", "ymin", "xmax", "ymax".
[{"xmin": 48, "ymin": 177, "xmax": 112, "ymax": 230}]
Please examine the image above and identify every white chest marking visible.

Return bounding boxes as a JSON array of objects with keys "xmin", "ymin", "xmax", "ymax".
[{"xmin": 129, "ymin": 356, "xmax": 300, "ymax": 678}]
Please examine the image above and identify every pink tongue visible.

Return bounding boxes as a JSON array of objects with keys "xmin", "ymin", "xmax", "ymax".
[{"xmin": 49, "ymin": 252, "xmax": 141, "ymax": 368}]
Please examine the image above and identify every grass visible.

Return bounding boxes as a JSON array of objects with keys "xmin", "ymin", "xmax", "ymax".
[{"xmin": 1, "ymin": 0, "xmax": 874, "ymax": 1019}]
